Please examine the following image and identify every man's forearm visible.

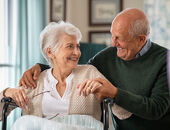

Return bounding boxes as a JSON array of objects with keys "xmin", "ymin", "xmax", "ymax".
[{"xmin": 38, "ymin": 63, "xmax": 50, "ymax": 72}]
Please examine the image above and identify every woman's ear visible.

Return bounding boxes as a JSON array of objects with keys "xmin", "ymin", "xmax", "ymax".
[{"xmin": 46, "ymin": 48, "xmax": 54, "ymax": 58}]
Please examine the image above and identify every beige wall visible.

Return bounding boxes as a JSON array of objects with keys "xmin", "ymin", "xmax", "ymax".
[{"xmin": 47, "ymin": 0, "xmax": 144, "ymax": 42}]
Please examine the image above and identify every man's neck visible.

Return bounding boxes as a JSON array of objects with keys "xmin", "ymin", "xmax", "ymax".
[{"xmin": 135, "ymin": 39, "xmax": 151, "ymax": 58}]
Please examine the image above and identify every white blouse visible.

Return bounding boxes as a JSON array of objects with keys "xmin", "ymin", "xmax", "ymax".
[{"xmin": 42, "ymin": 68, "xmax": 73, "ymax": 119}]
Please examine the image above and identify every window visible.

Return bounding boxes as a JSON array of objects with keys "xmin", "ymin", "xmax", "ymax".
[{"xmin": 0, "ymin": 0, "xmax": 17, "ymax": 91}]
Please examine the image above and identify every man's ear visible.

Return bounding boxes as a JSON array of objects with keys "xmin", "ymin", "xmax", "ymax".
[
  {"xmin": 138, "ymin": 35, "xmax": 147, "ymax": 43},
  {"xmin": 46, "ymin": 48, "xmax": 54, "ymax": 58}
]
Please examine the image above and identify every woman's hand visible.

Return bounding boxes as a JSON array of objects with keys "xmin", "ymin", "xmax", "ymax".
[
  {"xmin": 19, "ymin": 64, "xmax": 41, "ymax": 89},
  {"xmin": 77, "ymin": 78, "xmax": 118, "ymax": 100},
  {"xmin": 77, "ymin": 79, "xmax": 102, "ymax": 97},
  {"xmin": 4, "ymin": 88, "xmax": 29, "ymax": 109}
]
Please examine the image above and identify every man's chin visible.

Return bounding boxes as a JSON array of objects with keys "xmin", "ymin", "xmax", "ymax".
[
  {"xmin": 117, "ymin": 53, "xmax": 124, "ymax": 58},
  {"xmin": 118, "ymin": 55, "xmax": 134, "ymax": 61},
  {"xmin": 117, "ymin": 53, "xmax": 128, "ymax": 60}
]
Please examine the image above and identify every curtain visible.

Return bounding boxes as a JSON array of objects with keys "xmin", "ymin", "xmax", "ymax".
[
  {"xmin": 144, "ymin": 0, "xmax": 170, "ymax": 49},
  {"xmin": 15, "ymin": 0, "xmax": 47, "ymax": 77},
  {"xmin": 0, "ymin": 0, "xmax": 10, "ymax": 92},
  {"xmin": 1, "ymin": 0, "xmax": 47, "ymax": 129}
]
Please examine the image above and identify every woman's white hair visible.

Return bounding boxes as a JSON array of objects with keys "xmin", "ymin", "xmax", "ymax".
[{"xmin": 40, "ymin": 21, "xmax": 82, "ymax": 67}]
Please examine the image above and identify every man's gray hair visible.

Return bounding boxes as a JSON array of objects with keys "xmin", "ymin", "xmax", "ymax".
[
  {"xmin": 128, "ymin": 18, "xmax": 150, "ymax": 38},
  {"xmin": 40, "ymin": 21, "xmax": 82, "ymax": 67}
]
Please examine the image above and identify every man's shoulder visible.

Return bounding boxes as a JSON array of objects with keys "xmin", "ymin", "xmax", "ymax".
[
  {"xmin": 143, "ymin": 42, "xmax": 167, "ymax": 68},
  {"xmin": 150, "ymin": 42, "xmax": 167, "ymax": 60},
  {"xmin": 151, "ymin": 42, "xmax": 168, "ymax": 53},
  {"xmin": 88, "ymin": 46, "xmax": 117, "ymax": 66},
  {"xmin": 93, "ymin": 46, "xmax": 116, "ymax": 59},
  {"xmin": 98, "ymin": 46, "xmax": 115, "ymax": 54}
]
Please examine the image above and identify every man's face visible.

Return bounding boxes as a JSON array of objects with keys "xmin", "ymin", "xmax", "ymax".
[{"xmin": 111, "ymin": 21, "xmax": 140, "ymax": 61}]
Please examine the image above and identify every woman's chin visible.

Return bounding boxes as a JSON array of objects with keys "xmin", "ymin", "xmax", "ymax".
[{"xmin": 69, "ymin": 62, "xmax": 78, "ymax": 69}]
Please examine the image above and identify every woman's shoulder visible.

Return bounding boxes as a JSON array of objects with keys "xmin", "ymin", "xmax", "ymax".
[
  {"xmin": 72, "ymin": 65, "xmax": 105, "ymax": 80},
  {"xmin": 38, "ymin": 68, "xmax": 51, "ymax": 80},
  {"xmin": 73, "ymin": 65, "xmax": 103, "ymax": 77},
  {"xmin": 34, "ymin": 68, "xmax": 51, "ymax": 86},
  {"xmin": 74, "ymin": 65, "xmax": 97, "ymax": 72}
]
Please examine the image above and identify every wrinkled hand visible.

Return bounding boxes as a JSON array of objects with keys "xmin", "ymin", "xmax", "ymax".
[
  {"xmin": 77, "ymin": 79, "xmax": 102, "ymax": 97},
  {"xmin": 77, "ymin": 78, "xmax": 118, "ymax": 100},
  {"xmin": 19, "ymin": 64, "xmax": 41, "ymax": 89},
  {"xmin": 4, "ymin": 88, "xmax": 29, "ymax": 109}
]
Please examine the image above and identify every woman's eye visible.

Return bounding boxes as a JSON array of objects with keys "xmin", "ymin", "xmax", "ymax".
[
  {"xmin": 66, "ymin": 44, "xmax": 80, "ymax": 49},
  {"xmin": 67, "ymin": 45, "xmax": 73, "ymax": 48},
  {"xmin": 77, "ymin": 45, "xmax": 80, "ymax": 49}
]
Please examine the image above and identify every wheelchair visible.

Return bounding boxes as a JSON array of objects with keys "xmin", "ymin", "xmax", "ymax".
[{"xmin": 1, "ymin": 97, "xmax": 114, "ymax": 130}]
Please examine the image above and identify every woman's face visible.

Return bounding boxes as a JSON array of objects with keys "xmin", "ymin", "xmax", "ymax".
[{"xmin": 51, "ymin": 34, "xmax": 81, "ymax": 70}]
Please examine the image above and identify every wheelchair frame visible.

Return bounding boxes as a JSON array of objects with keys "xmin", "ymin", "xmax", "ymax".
[{"xmin": 1, "ymin": 97, "xmax": 114, "ymax": 130}]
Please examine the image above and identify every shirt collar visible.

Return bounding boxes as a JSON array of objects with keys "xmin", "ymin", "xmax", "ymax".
[
  {"xmin": 135, "ymin": 39, "xmax": 151, "ymax": 58},
  {"xmin": 47, "ymin": 68, "xmax": 74, "ymax": 90},
  {"xmin": 47, "ymin": 68, "xmax": 58, "ymax": 85}
]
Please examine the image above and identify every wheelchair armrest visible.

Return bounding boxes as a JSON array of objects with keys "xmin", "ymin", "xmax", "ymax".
[
  {"xmin": 1, "ymin": 97, "xmax": 12, "ymax": 103},
  {"xmin": 1, "ymin": 97, "xmax": 18, "ymax": 130},
  {"xmin": 102, "ymin": 98, "xmax": 115, "ymax": 130},
  {"xmin": 1, "ymin": 97, "xmax": 18, "ymax": 107}
]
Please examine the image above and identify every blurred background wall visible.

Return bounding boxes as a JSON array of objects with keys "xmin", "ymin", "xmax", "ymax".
[{"xmin": 63, "ymin": 0, "xmax": 144, "ymax": 42}]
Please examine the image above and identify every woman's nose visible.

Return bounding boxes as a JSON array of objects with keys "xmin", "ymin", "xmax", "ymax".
[{"xmin": 73, "ymin": 48, "xmax": 81, "ymax": 56}]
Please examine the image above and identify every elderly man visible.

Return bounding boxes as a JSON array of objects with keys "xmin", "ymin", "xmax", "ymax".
[{"xmin": 18, "ymin": 8, "xmax": 170, "ymax": 130}]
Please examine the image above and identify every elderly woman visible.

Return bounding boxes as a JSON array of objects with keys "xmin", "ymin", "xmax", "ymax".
[
  {"xmin": 0, "ymin": 21, "xmax": 103, "ymax": 120},
  {"xmin": 0, "ymin": 21, "xmax": 131, "ymax": 129}
]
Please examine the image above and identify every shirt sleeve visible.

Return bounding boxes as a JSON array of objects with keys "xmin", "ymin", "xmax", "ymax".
[
  {"xmin": 38, "ymin": 63, "xmax": 50, "ymax": 72},
  {"xmin": 115, "ymin": 65, "xmax": 170, "ymax": 120}
]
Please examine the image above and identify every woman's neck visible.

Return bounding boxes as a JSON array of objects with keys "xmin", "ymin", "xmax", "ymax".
[{"xmin": 52, "ymin": 66, "xmax": 72, "ymax": 82}]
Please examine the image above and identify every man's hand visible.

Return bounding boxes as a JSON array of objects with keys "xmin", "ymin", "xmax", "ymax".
[
  {"xmin": 4, "ymin": 88, "xmax": 29, "ymax": 109},
  {"xmin": 77, "ymin": 78, "xmax": 118, "ymax": 100},
  {"xmin": 19, "ymin": 64, "xmax": 41, "ymax": 89}
]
